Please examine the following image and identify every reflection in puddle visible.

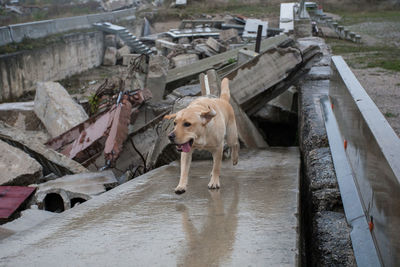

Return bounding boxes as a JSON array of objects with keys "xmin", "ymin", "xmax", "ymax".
[{"xmin": 177, "ymin": 182, "xmax": 239, "ymax": 267}]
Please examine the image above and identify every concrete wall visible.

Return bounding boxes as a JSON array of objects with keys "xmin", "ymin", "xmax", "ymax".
[
  {"xmin": 0, "ymin": 8, "xmax": 135, "ymax": 46},
  {"xmin": 330, "ymin": 56, "xmax": 400, "ymax": 267},
  {"xmin": 0, "ymin": 31, "xmax": 104, "ymax": 102}
]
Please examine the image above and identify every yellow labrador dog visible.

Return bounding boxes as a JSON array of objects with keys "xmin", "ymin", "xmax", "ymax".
[{"xmin": 164, "ymin": 78, "xmax": 239, "ymax": 194}]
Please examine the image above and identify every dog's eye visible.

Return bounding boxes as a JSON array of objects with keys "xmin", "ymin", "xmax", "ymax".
[
  {"xmin": 174, "ymin": 121, "xmax": 177, "ymax": 126},
  {"xmin": 183, "ymin": 122, "xmax": 191, "ymax": 127}
]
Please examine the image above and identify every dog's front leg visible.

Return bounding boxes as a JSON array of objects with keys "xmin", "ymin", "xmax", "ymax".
[
  {"xmin": 175, "ymin": 151, "xmax": 193, "ymax": 194},
  {"xmin": 208, "ymin": 145, "xmax": 223, "ymax": 189}
]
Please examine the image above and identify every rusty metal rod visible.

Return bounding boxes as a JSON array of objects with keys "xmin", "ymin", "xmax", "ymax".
[{"xmin": 255, "ymin": 25, "xmax": 263, "ymax": 53}]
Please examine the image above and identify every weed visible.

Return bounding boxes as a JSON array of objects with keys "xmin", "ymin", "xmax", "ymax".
[
  {"xmin": 88, "ymin": 93, "xmax": 99, "ymax": 115},
  {"xmin": 385, "ymin": 112, "xmax": 398, "ymax": 118},
  {"xmin": 326, "ymin": 38, "xmax": 400, "ymax": 72}
]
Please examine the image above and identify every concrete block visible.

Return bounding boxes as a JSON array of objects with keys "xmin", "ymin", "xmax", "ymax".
[
  {"xmin": 116, "ymin": 45, "xmax": 131, "ymax": 60},
  {"xmin": 34, "ymin": 82, "xmax": 88, "ymax": 138},
  {"xmin": 206, "ymin": 37, "xmax": 226, "ymax": 53},
  {"xmin": 122, "ymin": 53, "xmax": 141, "ymax": 66},
  {"xmin": 103, "ymin": 47, "xmax": 117, "ymax": 66},
  {"xmin": 146, "ymin": 55, "xmax": 169, "ymax": 102},
  {"xmin": 0, "ymin": 139, "xmax": 43, "ymax": 186},
  {"xmin": 294, "ymin": 18, "xmax": 312, "ymax": 38},
  {"xmin": 104, "ymin": 34, "xmax": 117, "ymax": 48},
  {"xmin": 171, "ymin": 54, "xmax": 198, "ymax": 68},
  {"xmin": 219, "ymin": 28, "xmax": 240, "ymax": 43}
]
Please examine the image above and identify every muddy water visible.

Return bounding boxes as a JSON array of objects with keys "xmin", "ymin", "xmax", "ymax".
[{"xmin": 0, "ymin": 148, "xmax": 300, "ymax": 266}]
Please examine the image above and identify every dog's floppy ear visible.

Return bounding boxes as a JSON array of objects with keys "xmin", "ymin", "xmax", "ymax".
[
  {"xmin": 200, "ymin": 106, "xmax": 216, "ymax": 125},
  {"xmin": 164, "ymin": 113, "xmax": 177, "ymax": 120}
]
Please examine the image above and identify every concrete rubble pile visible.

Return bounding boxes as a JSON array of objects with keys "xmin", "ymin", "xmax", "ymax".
[{"xmin": 0, "ymin": 16, "xmax": 321, "ymax": 236}]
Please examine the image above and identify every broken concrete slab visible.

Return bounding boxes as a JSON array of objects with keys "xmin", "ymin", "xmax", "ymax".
[
  {"xmin": 243, "ymin": 19, "xmax": 268, "ymax": 38},
  {"xmin": 35, "ymin": 171, "xmax": 118, "ymax": 212},
  {"xmin": 219, "ymin": 28, "xmax": 241, "ymax": 43},
  {"xmin": 116, "ymin": 45, "xmax": 131, "ymax": 60},
  {"xmin": 0, "ymin": 101, "xmax": 44, "ymax": 131},
  {"xmin": 103, "ymin": 47, "xmax": 118, "ymax": 66},
  {"xmin": 0, "ymin": 139, "xmax": 43, "ymax": 186},
  {"xmin": 34, "ymin": 82, "xmax": 88, "ymax": 138},
  {"xmin": 1, "ymin": 207, "xmax": 55, "ymax": 235},
  {"xmin": 146, "ymin": 55, "xmax": 169, "ymax": 102},
  {"xmin": 199, "ymin": 70, "xmax": 268, "ymax": 148},
  {"xmin": 166, "ymin": 35, "xmax": 289, "ymax": 90},
  {"xmin": 0, "ymin": 148, "xmax": 301, "ymax": 266},
  {"xmin": 206, "ymin": 37, "xmax": 226, "ymax": 53},
  {"xmin": 226, "ymin": 47, "xmax": 302, "ymax": 110},
  {"xmin": 171, "ymin": 84, "xmax": 201, "ymax": 98},
  {"xmin": 0, "ymin": 122, "xmax": 88, "ymax": 177},
  {"xmin": 171, "ymin": 54, "xmax": 199, "ymax": 69},
  {"xmin": 36, "ymin": 170, "xmax": 117, "ymax": 196}
]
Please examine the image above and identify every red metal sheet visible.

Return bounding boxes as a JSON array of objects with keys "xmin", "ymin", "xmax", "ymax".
[{"xmin": 0, "ymin": 186, "xmax": 36, "ymax": 219}]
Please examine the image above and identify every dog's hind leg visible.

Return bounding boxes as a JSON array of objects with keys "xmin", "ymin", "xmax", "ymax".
[
  {"xmin": 175, "ymin": 151, "xmax": 193, "ymax": 194},
  {"xmin": 208, "ymin": 145, "xmax": 223, "ymax": 189},
  {"xmin": 226, "ymin": 119, "xmax": 239, "ymax": 166}
]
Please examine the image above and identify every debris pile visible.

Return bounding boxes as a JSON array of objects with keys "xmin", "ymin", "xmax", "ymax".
[{"xmin": 0, "ymin": 14, "xmax": 321, "ymax": 231}]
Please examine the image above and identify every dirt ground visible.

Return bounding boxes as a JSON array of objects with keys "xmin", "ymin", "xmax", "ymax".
[
  {"xmin": 352, "ymin": 67, "xmax": 400, "ymax": 136},
  {"xmin": 325, "ymin": 13, "xmax": 400, "ymax": 137}
]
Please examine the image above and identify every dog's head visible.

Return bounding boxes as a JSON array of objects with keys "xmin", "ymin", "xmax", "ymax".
[{"xmin": 164, "ymin": 104, "xmax": 216, "ymax": 153}]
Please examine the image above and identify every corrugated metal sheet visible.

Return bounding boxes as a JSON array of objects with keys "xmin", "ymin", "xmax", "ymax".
[{"xmin": 0, "ymin": 186, "xmax": 36, "ymax": 219}]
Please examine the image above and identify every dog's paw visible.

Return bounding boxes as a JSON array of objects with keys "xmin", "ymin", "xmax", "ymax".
[
  {"xmin": 175, "ymin": 185, "xmax": 186, "ymax": 194},
  {"xmin": 232, "ymin": 157, "xmax": 238, "ymax": 166},
  {"xmin": 208, "ymin": 180, "xmax": 220, "ymax": 189}
]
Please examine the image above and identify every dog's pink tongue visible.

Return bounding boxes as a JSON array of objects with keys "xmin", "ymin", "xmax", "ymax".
[{"xmin": 182, "ymin": 142, "xmax": 191, "ymax": 153}]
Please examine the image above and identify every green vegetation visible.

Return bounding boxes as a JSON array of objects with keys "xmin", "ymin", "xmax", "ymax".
[
  {"xmin": 385, "ymin": 112, "xmax": 398, "ymax": 118},
  {"xmin": 326, "ymin": 38, "xmax": 400, "ymax": 72},
  {"xmin": 337, "ymin": 10, "xmax": 400, "ymax": 25},
  {"xmin": 228, "ymin": 58, "xmax": 237, "ymax": 64},
  {"xmin": 148, "ymin": 2, "xmax": 279, "ymax": 21},
  {"xmin": 88, "ymin": 93, "xmax": 99, "ymax": 115},
  {"xmin": 325, "ymin": 3, "xmax": 400, "ymax": 73}
]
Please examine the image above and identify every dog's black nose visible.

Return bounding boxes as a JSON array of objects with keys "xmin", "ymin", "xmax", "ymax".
[{"xmin": 168, "ymin": 132, "xmax": 175, "ymax": 141}]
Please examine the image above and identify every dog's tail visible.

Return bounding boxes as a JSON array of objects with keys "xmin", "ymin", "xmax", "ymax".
[{"xmin": 220, "ymin": 78, "xmax": 230, "ymax": 102}]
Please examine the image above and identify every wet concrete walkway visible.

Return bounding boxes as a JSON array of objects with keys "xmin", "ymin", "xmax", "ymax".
[{"xmin": 0, "ymin": 148, "xmax": 300, "ymax": 266}]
